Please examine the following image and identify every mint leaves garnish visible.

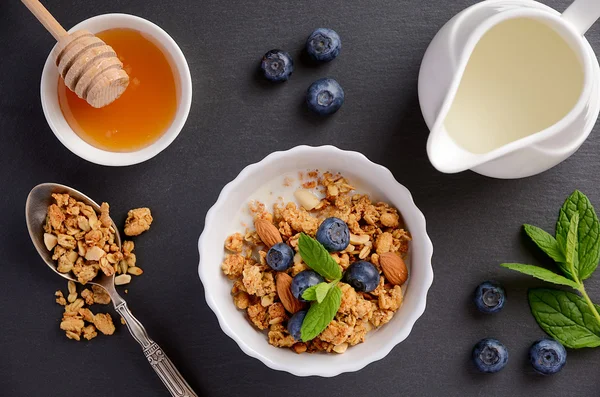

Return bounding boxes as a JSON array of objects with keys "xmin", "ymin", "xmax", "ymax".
[
  {"xmin": 297, "ymin": 233, "xmax": 343, "ymax": 341},
  {"xmin": 300, "ymin": 283, "xmax": 342, "ymax": 342},
  {"xmin": 298, "ymin": 233, "xmax": 342, "ymax": 281},
  {"xmin": 501, "ymin": 190, "xmax": 600, "ymax": 348}
]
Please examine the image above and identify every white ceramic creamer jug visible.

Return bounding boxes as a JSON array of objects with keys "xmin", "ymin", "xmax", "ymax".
[{"xmin": 419, "ymin": 0, "xmax": 600, "ymax": 178}]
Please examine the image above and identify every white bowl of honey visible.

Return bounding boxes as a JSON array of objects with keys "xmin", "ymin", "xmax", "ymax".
[{"xmin": 40, "ymin": 14, "xmax": 192, "ymax": 166}]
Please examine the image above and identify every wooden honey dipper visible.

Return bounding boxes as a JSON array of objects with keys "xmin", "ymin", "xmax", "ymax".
[{"xmin": 22, "ymin": 0, "xmax": 129, "ymax": 108}]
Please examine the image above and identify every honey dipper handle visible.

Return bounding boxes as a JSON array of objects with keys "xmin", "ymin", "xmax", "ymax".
[{"xmin": 21, "ymin": 0, "xmax": 68, "ymax": 41}]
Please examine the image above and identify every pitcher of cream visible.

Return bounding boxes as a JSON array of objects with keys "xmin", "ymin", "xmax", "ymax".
[{"xmin": 419, "ymin": 0, "xmax": 600, "ymax": 178}]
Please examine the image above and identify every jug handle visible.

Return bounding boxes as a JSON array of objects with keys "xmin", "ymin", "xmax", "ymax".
[{"xmin": 563, "ymin": 0, "xmax": 600, "ymax": 35}]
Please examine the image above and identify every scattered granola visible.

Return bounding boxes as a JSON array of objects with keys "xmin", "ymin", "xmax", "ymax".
[
  {"xmin": 55, "ymin": 281, "xmax": 115, "ymax": 341},
  {"xmin": 124, "ymin": 207, "xmax": 153, "ymax": 236},
  {"xmin": 221, "ymin": 171, "xmax": 411, "ymax": 354},
  {"xmin": 44, "ymin": 194, "xmax": 153, "ymax": 342}
]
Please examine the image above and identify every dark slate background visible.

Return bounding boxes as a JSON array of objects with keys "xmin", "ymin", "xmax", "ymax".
[{"xmin": 1, "ymin": 0, "xmax": 600, "ymax": 395}]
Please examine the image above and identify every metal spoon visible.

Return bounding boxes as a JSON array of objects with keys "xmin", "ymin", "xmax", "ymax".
[{"xmin": 26, "ymin": 183, "xmax": 197, "ymax": 397}]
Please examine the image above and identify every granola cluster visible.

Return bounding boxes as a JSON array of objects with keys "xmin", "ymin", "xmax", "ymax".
[
  {"xmin": 43, "ymin": 193, "xmax": 149, "ymax": 285},
  {"xmin": 221, "ymin": 171, "xmax": 411, "ymax": 354},
  {"xmin": 55, "ymin": 281, "xmax": 115, "ymax": 341}
]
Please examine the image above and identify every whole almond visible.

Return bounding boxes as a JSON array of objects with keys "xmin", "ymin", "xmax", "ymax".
[
  {"xmin": 276, "ymin": 273, "xmax": 304, "ymax": 314},
  {"xmin": 254, "ymin": 219, "xmax": 283, "ymax": 247},
  {"xmin": 379, "ymin": 252, "xmax": 408, "ymax": 285}
]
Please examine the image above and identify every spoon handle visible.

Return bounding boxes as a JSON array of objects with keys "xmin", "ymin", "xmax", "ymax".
[{"xmin": 114, "ymin": 300, "xmax": 198, "ymax": 397}]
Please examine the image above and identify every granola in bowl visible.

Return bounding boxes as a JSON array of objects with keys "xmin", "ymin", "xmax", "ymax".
[
  {"xmin": 221, "ymin": 171, "xmax": 411, "ymax": 354},
  {"xmin": 198, "ymin": 145, "xmax": 433, "ymax": 377}
]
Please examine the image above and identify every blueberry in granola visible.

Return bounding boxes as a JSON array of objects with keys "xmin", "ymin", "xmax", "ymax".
[
  {"xmin": 472, "ymin": 338, "xmax": 508, "ymax": 373},
  {"xmin": 306, "ymin": 28, "xmax": 341, "ymax": 62},
  {"xmin": 260, "ymin": 49, "xmax": 294, "ymax": 82},
  {"xmin": 291, "ymin": 270, "xmax": 324, "ymax": 302},
  {"xmin": 316, "ymin": 217, "xmax": 350, "ymax": 251},
  {"xmin": 288, "ymin": 310, "xmax": 308, "ymax": 341},
  {"xmin": 529, "ymin": 339, "xmax": 566, "ymax": 375},
  {"xmin": 343, "ymin": 261, "xmax": 379, "ymax": 292},
  {"xmin": 266, "ymin": 242, "xmax": 294, "ymax": 271},
  {"xmin": 473, "ymin": 281, "xmax": 505, "ymax": 313},
  {"xmin": 306, "ymin": 78, "xmax": 344, "ymax": 115}
]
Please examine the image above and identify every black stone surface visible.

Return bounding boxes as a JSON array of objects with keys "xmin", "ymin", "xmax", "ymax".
[{"xmin": 1, "ymin": 0, "xmax": 600, "ymax": 396}]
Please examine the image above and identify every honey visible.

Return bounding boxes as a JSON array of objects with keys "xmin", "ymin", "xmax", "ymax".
[{"xmin": 58, "ymin": 28, "xmax": 178, "ymax": 152}]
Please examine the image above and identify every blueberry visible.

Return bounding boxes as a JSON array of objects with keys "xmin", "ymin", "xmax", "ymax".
[
  {"xmin": 342, "ymin": 261, "xmax": 379, "ymax": 292},
  {"xmin": 291, "ymin": 270, "xmax": 324, "ymax": 302},
  {"xmin": 266, "ymin": 243, "xmax": 294, "ymax": 271},
  {"xmin": 306, "ymin": 78, "xmax": 344, "ymax": 115},
  {"xmin": 306, "ymin": 28, "xmax": 341, "ymax": 62},
  {"xmin": 316, "ymin": 217, "xmax": 349, "ymax": 251},
  {"xmin": 288, "ymin": 310, "xmax": 308, "ymax": 341},
  {"xmin": 472, "ymin": 338, "xmax": 509, "ymax": 373},
  {"xmin": 260, "ymin": 49, "xmax": 293, "ymax": 82},
  {"xmin": 473, "ymin": 281, "xmax": 506, "ymax": 313},
  {"xmin": 529, "ymin": 338, "xmax": 566, "ymax": 375}
]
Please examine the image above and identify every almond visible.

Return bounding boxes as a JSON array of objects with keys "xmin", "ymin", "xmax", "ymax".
[
  {"xmin": 276, "ymin": 273, "xmax": 304, "ymax": 314},
  {"xmin": 379, "ymin": 252, "xmax": 408, "ymax": 285},
  {"xmin": 254, "ymin": 219, "xmax": 283, "ymax": 248},
  {"xmin": 294, "ymin": 189, "xmax": 320, "ymax": 210}
]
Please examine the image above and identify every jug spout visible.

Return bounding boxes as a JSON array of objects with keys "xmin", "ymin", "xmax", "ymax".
[{"xmin": 426, "ymin": 122, "xmax": 483, "ymax": 174}]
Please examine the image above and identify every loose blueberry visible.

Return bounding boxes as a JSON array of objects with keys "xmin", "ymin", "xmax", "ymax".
[
  {"xmin": 260, "ymin": 49, "xmax": 293, "ymax": 82},
  {"xmin": 288, "ymin": 310, "xmax": 308, "ymax": 341},
  {"xmin": 306, "ymin": 28, "xmax": 341, "ymax": 62},
  {"xmin": 472, "ymin": 338, "xmax": 509, "ymax": 373},
  {"xmin": 306, "ymin": 78, "xmax": 344, "ymax": 115},
  {"xmin": 266, "ymin": 242, "xmax": 294, "ymax": 271},
  {"xmin": 529, "ymin": 338, "xmax": 566, "ymax": 375},
  {"xmin": 291, "ymin": 270, "xmax": 324, "ymax": 302},
  {"xmin": 342, "ymin": 261, "xmax": 379, "ymax": 292},
  {"xmin": 473, "ymin": 281, "xmax": 506, "ymax": 313},
  {"xmin": 316, "ymin": 217, "xmax": 350, "ymax": 251}
]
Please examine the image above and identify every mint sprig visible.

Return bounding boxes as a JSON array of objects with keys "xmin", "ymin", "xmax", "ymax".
[
  {"xmin": 501, "ymin": 190, "xmax": 600, "ymax": 348},
  {"xmin": 300, "ymin": 284, "xmax": 342, "ymax": 342},
  {"xmin": 297, "ymin": 234, "xmax": 344, "ymax": 341},
  {"xmin": 298, "ymin": 233, "xmax": 342, "ymax": 280}
]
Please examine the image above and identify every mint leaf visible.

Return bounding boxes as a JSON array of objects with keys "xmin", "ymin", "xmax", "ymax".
[
  {"xmin": 315, "ymin": 282, "xmax": 331, "ymax": 303},
  {"xmin": 300, "ymin": 284, "xmax": 342, "ymax": 342},
  {"xmin": 501, "ymin": 263, "xmax": 579, "ymax": 289},
  {"xmin": 566, "ymin": 213, "xmax": 580, "ymax": 280},
  {"xmin": 523, "ymin": 224, "xmax": 565, "ymax": 263},
  {"xmin": 556, "ymin": 191, "xmax": 600, "ymax": 281},
  {"xmin": 298, "ymin": 233, "xmax": 342, "ymax": 280},
  {"xmin": 301, "ymin": 281, "xmax": 335, "ymax": 303},
  {"xmin": 529, "ymin": 288, "xmax": 600, "ymax": 348},
  {"xmin": 302, "ymin": 285, "xmax": 318, "ymax": 301}
]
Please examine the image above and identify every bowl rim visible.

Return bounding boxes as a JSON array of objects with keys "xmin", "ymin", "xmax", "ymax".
[
  {"xmin": 40, "ymin": 13, "xmax": 193, "ymax": 166},
  {"xmin": 197, "ymin": 145, "xmax": 434, "ymax": 377}
]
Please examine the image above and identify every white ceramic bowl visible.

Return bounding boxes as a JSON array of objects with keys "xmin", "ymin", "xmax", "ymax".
[
  {"xmin": 198, "ymin": 145, "xmax": 434, "ymax": 377},
  {"xmin": 40, "ymin": 14, "xmax": 192, "ymax": 166}
]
